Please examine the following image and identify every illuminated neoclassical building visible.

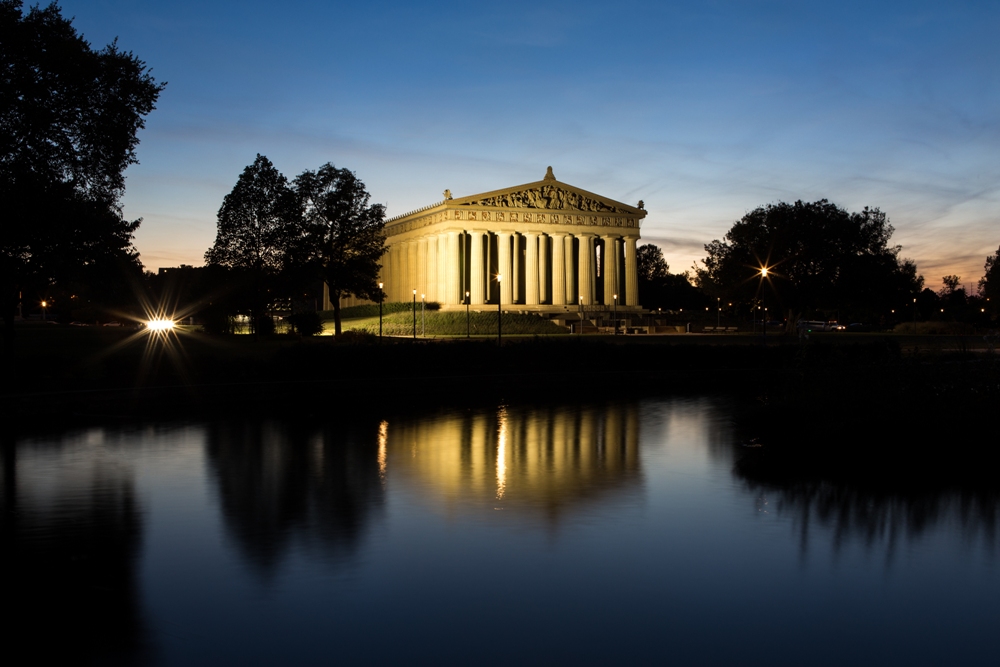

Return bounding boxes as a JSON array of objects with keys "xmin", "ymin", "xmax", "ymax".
[{"xmin": 378, "ymin": 167, "xmax": 646, "ymax": 311}]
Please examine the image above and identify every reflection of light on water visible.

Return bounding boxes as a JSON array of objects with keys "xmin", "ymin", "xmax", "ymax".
[
  {"xmin": 377, "ymin": 420, "xmax": 388, "ymax": 482},
  {"xmin": 496, "ymin": 406, "xmax": 508, "ymax": 500}
]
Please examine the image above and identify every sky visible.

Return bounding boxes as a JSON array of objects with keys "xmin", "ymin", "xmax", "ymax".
[{"xmin": 56, "ymin": 0, "xmax": 1000, "ymax": 289}]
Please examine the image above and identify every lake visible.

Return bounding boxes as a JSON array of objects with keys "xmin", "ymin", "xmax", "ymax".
[{"xmin": 4, "ymin": 397, "xmax": 998, "ymax": 665}]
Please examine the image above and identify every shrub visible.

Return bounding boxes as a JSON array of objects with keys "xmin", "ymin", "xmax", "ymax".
[
  {"xmin": 288, "ymin": 311, "xmax": 323, "ymax": 336},
  {"xmin": 255, "ymin": 315, "xmax": 276, "ymax": 335}
]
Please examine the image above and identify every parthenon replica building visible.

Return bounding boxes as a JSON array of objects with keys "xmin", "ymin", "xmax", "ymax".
[{"xmin": 379, "ymin": 167, "xmax": 646, "ymax": 311}]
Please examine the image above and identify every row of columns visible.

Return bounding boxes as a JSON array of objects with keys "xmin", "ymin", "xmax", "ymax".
[{"xmin": 382, "ymin": 230, "xmax": 639, "ymax": 307}]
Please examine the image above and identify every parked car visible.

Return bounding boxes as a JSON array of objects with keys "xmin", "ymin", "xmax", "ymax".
[
  {"xmin": 796, "ymin": 320, "xmax": 844, "ymax": 332},
  {"xmin": 847, "ymin": 323, "xmax": 871, "ymax": 332},
  {"xmin": 102, "ymin": 321, "xmax": 121, "ymax": 327}
]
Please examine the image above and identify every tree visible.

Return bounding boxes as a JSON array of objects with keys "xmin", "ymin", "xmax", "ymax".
[
  {"xmin": 293, "ymin": 165, "xmax": 385, "ymax": 336},
  {"xmin": 696, "ymin": 200, "xmax": 922, "ymax": 329},
  {"xmin": 205, "ymin": 154, "xmax": 297, "ymax": 332},
  {"xmin": 979, "ymin": 245, "xmax": 1000, "ymax": 308},
  {"xmin": 636, "ymin": 243, "xmax": 670, "ymax": 283},
  {"xmin": 635, "ymin": 243, "xmax": 706, "ymax": 311},
  {"xmin": 1, "ymin": 0, "xmax": 164, "ymax": 341}
]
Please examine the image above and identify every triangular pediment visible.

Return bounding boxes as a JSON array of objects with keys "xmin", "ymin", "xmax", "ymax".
[{"xmin": 451, "ymin": 178, "xmax": 643, "ymax": 216}]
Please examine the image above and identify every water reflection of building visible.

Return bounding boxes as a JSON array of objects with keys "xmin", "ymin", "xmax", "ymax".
[
  {"xmin": 1, "ymin": 430, "xmax": 147, "ymax": 663},
  {"xmin": 206, "ymin": 421, "xmax": 384, "ymax": 575},
  {"xmin": 384, "ymin": 403, "xmax": 641, "ymax": 520}
]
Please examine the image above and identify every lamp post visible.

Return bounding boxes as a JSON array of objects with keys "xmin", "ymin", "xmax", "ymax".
[
  {"xmin": 412, "ymin": 289, "xmax": 416, "ymax": 340},
  {"xmin": 496, "ymin": 274, "xmax": 502, "ymax": 345},
  {"xmin": 421, "ymin": 294, "xmax": 425, "ymax": 337},
  {"xmin": 378, "ymin": 282, "xmax": 383, "ymax": 341},
  {"xmin": 760, "ymin": 267, "xmax": 769, "ymax": 346},
  {"xmin": 465, "ymin": 291, "xmax": 470, "ymax": 338},
  {"xmin": 578, "ymin": 296, "xmax": 583, "ymax": 335},
  {"xmin": 717, "ymin": 297, "xmax": 721, "ymax": 329},
  {"xmin": 913, "ymin": 297, "xmax": 918, "ymax": 335},
  {"xmin": 613, "ymin": 293, "xmax": 618, "ymax": 335},
  {"xmin": 41, "ymin": 300, "xmax": 47, "ymax": 321}
]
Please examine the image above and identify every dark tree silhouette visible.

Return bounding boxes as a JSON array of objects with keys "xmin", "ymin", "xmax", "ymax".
[
  {"xmin": 636, "ymin": 243, "xmax": 670, "ymax": 282},
  {"xmin": 979, "ymin": 246, "xmax": 1000, "ymax": 313},
  {"xmin": 635, "ymin": 243, "xmax": 707, "ymax": 311},
  {"xmin": 0, "ymin": 0, "xmax": 164, "ymax": 343},
  {"xmin": 205, "ymin": 154, "xmax": 298, "ymax": 332},
  {"xmin": 696, "ymin": 200, "xmax": 922, "ymax": 329},
  {"xmin": 293, "ymin": 165, "xmax": 385, "ymax": 336}
]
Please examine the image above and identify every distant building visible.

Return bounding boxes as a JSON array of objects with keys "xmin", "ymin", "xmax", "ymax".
[
  {"xmin": 326, "ymin": 167, "xmax": 646, "ymax": 311},
  {"xmin": 157, "ymin": 264, "xmax": 195, "ymax": 276}
]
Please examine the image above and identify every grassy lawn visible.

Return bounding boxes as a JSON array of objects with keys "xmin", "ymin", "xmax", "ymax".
[{"xmin": 326, "ymin": 310, "xmax": 569, "ymax": 336}]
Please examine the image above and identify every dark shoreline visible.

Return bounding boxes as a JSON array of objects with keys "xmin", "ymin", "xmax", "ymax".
[{"xmin": 5, "ymin": 332, "xmax": 998, "ymax": 479}]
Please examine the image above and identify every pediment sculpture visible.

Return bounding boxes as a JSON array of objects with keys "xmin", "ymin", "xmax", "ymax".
[{"xmin": 462, "ymin": 186, "xmax": 632, "ymax": 214}]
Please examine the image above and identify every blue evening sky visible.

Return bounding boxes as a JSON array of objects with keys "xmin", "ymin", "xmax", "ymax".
[{"xmin": 58, "ymin": 0, "xmax": 1000, "ymax": 287}]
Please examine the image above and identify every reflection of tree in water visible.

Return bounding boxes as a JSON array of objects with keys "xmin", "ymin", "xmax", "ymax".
[
  {"xmin": 206, "ymin": 421, "xmax": 384, "ymax": 575},
  {"xmin": 1, "ymin": 431, "xmax": 148, "ymax": 663},
  {"xmin": 735, "ymin": 452, "xmax": 1000, "ymax": 558},
  {"xmin": 385, "ymin": 402, "xmax": 642, "ymax": 523}
]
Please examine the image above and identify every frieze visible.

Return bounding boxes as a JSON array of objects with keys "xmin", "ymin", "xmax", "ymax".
[
  {"xmin": 387, "ymin": 208, "xmax": 640, "ymax": 236},
  {"xmin": 462, "ymin": 185, "xmax": 633, "ymax": 214}
]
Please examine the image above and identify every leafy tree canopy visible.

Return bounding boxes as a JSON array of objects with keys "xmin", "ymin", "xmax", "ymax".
[
  {"xmin": 293, "ymin": 164, "xmax": 385, "ymax": 336},
  {"xmin": 204, "ymin": 154, "xmax": 298, "ymax": 331},
  {"xmin": 696, "ymin": 200, "xmax": 922, "ymax": 325},
  {"xmin": 205, "ymin": 154, "xmax": 298, "ymax": 273},
  {"xmin": 980, "ymin": 245, "xmax": 1000, "ymax": 306},
  {"xmin": 635, "ymin": 243, "xmax": 707, "ymax": 311},
  {"xmin": 636, "ymin": 243, "xmax": 670, "ymax": 282},
  {"xmin": 1, "ymin": 0, "xmax": 164, "ymax": 333}
]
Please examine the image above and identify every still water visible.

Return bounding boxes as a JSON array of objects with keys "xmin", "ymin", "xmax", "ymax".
[{"xmin": 5, "ymin": 398, "xmax": 998, "ymax": 665}]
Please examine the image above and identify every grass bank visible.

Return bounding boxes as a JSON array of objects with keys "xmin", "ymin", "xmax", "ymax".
[{"xmin": 332, "ymin": 310, "xmax": 568, "ymax": 336}]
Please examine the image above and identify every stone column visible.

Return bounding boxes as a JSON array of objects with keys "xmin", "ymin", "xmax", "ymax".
[
  {"xmin": 497, "ymin": 231, "xmax": 513, "ymax": 305},
  {"xmin": 469, "ymin": 230, "xmax": 486, "ymax": 305},
  {"xmin": 602, "ymin": 234, "xmax": 619, "ymax": 306},
  {"xmin": 438, "ymin": 234, "xmax": 449, "ymax": 305},
  {"xmin": 624, "ymin": 236, "xmax": 639, "ymax": 306},
  {"xmin": 383, "ymin": 243, "xmax": 394, "ymax": 301},
  {"xmin": 564, "ymin": 234, "xmax": 576, "ymax": 303},
  {"xmin": 512, "ymin": 233, "xmax": 521, "ymax": 304},
  {"xmin": 538, "ymin": 234, "xmax": 549, "ymax": 304},
  {"xmin": 426, "ymin": 235, "xmax": 438, "ymax": 302},
  {"xmin": 578, "ymin": 233, "xmax": 595, "ymax": 305},
  {"xmin": 551, "ymin": 233, "xmax": 566, "ymax": 306},
  {"xmin": 396, "ymin": 242, "xmax": 406, "ymax": 302},
  {"xmin": 406, "ymin": 240, "xmax": 418, "ymax": 296},
  {"xmin": 416, "ymin": 237, "xmax": 428, "ymax": 298},
  {"xmin": 446, "ymin": 231, "xmax": 460, "ymax": 306},
  {"xmin": 524, "ymin": 232, "xmax": 539, "ymax": 305}
]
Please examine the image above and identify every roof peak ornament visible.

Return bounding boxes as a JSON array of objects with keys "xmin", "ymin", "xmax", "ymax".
[{"xmin": 544, "ymin": 166, "xmax": 555, "ymax": 181}]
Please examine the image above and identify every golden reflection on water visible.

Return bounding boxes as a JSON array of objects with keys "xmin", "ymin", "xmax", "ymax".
[
  {"xmin": 377, "ymin": 420, "xmax": 388, "ymax": 484},
  {"xmin": 382, "ymin": 403, "xmax": 640, "ymax": 518},
  {"xmin": 496, "ymin": 406, "xmax": 508, "ymax": 500}
]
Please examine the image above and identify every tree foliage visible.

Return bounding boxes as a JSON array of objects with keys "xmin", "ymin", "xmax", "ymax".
[
  {"xmin": 1, "ymin": 0, "xmax": 164, "ymax": 336},
  {"xmin": 636, "ymin": 243, "xmax": 670, "ymax": 282},
  {"xmin": 204, "ymin": 154, "xmax": 297, "ymax": 332},
  {"xmin": 980, "ymin": 245, "xmax": 1000, "ymax": 306},
  {"xmin": 696, "ymin": 200, "xmax": 922, "ymax": 327},
  {"xmin": 293, "ymin": 165, "xmax": 385, "ymax": 336},
  {"xmin": 635, "ymin": 243, "xmax": 707, "ymax": 311}
]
